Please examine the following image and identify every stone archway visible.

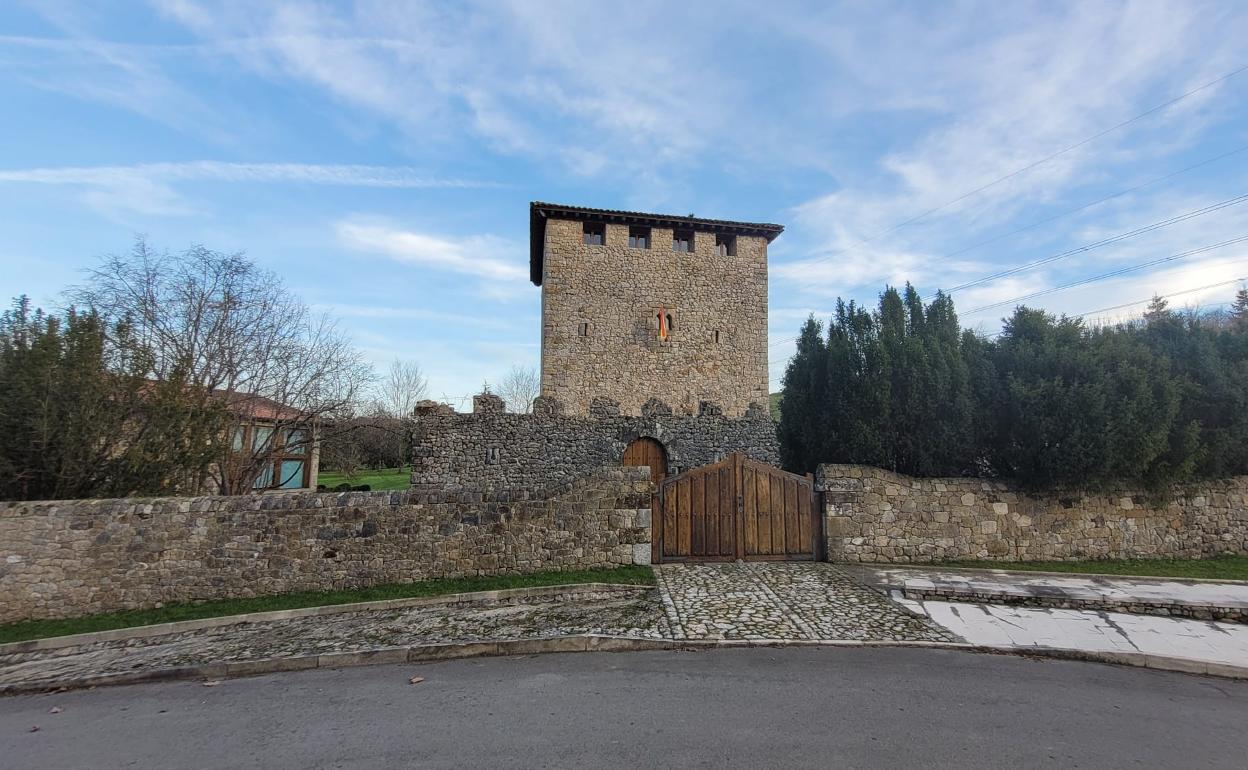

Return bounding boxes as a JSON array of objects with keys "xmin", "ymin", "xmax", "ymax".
[{"xmin": 622, "ymin": 437, "xmax": 668, "ymax": 485}]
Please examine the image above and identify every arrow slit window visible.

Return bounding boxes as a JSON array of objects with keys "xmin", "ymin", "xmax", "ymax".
[{"xmin": 656, "ymin": 310, "xmax": 674, "ymax": 342}]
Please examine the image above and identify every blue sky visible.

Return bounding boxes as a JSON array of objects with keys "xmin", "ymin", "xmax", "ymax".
[{"xmin": 2, "ymin": 1, "xmax": 1247, "ymax": 406}]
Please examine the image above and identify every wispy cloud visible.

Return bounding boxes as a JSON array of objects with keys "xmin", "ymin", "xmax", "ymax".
[
  {"xmin": 0, "ymin": 161, "xmax": 495, "ymax": 188},
  {"xmin": 335, "ymin": 220, "xmax": 528, "ymax": 283},
  {"xmin": 0, "ymin": 161, "xmax": 496, "ymax": 218},
  {"xmin": 314, "ymin": 302, "xmax": 535, "ymax": 331},
  {"xmin": 770, "ymin": 1, "xmax": 1247, "ymax": 301}
]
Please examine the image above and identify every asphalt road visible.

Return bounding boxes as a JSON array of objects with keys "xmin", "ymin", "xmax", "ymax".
[{"xmin": 3, "ymin": 647, "xmax": 1247, "ymax": 769}]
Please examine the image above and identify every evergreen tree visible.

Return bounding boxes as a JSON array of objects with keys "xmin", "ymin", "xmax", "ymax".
[
  {"xmin": 921, "ymin": 291, "xmax": 976, "ymax": 474},
  {"xmin": 0, "ymin": 297, "xmax": 227, "ymax": 500},
  {"xmin": 986, "ymin": 308, "xmax": 1095, "ymax": 486},
  {"xmin": 777, "ymin": 317, "xmax": 827, "ymax": 473},
  {"xmin": 824, "ymin": 299, "xmax": 889, "ymax": 469},
  {"xmin": 1232, "ymin": 285, "xmax": 1248, "ymax": 332},
  {"xmin": 1143, "ymin": 294, "xmax": 1171, "ymax": 324},
  {"xmin": 775, "ymin": 284, "xmax": 1248, "ymax": 490}
]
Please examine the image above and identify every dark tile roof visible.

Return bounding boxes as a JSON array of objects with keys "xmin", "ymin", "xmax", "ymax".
[{"xmin": 529, "ymin": 201, "xmax": 785, "ymax": 286}]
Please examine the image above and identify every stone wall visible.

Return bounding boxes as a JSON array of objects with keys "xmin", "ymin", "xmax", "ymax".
[
  {"xmin": 0, "ymin": 467, "xmax": 653, "ymax": 624},
  {"xmin": 412, "ymin": 394, "xmax": 778, "ymax": 491},
  {"xmin": 538, "ymin": 217, "xmax": 770, "ymax": 417},
  {"xmin": 818, "ymin": 464, "xmax": 1248, "ymax": 563}
]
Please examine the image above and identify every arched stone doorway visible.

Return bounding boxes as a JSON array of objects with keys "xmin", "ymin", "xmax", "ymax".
[{"xmin": 623, "ymin": 437, "xmax": 668, "ymax": 485}]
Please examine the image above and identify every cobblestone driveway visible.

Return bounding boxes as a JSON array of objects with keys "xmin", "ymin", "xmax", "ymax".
[
  {"xmin": 0, "ymin": 593, "xmax": 669, "ymax": 691},
  {"xmin": 1, "ymin": 564, "xmax": 955, "ymax": 690},
  {"xmin": 657, "ymin": 563, "xmax": 959, "ymax": 642}
]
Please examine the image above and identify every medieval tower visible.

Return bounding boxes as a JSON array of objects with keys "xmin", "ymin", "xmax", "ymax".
[{"xmin": 529, "ymin": 202, "xmax": 783, "ymax": 417}]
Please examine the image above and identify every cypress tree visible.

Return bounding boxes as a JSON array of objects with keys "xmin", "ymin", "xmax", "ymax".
[
  {"xmin": 923, "ymin": 291, "xmax": 975, "ymax": 475},
  {"xmin": 778, "ymin": 316, "xmax": 828, "ymax": 473},
  {"xmin": 776, "ymin": 283, "xmax": 1248, "ymax": 489}
]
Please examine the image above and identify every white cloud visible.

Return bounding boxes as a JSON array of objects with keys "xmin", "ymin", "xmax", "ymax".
[
  {"xmin": 0, "ymin": 161, "xmax": 493, "ymax": 188},
  {"xmin": 314, "ymin": 302, "xmax": 535, "ymax": 331},
  {"xmin": 0, "ymin": 161, "xmax": 495, "ymax": 219},
  {"xmin": 769, "ymin": 1, "xmax": 1248, "ymax": 303},
  {"xmin": 335, "ymin": 220, "xmax": 528, "ymax": 283}
]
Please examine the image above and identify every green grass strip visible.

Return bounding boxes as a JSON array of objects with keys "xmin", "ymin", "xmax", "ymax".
[
  {"xmin": 0, "ymin": 565, "xmax": 655, "ymax": 645},
  {"xmin": 941, "ymin": 554, "xmax": 1248, "ymax": 581},
  {"xmin": 317, "ymin": 467, "xmax": 411, "ymax": 490}
]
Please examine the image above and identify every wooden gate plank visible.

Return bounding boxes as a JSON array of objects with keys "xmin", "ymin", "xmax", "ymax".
[
  {"xmin": 743, "ymin": 466, "xmax": 758, "ymax": 555},
  {"xmin": 769, "ymin": 474, "xmax": 784, "ymax": 554},
  {"xmin": 756, "ymin": 470, "xmax": 772, "ymax": 555},
  {"xmin": 719, "ymin": 464, "xmax": 734, "ymax": 556},
  {"xmin": 705, "ymin": 468, "xmax": 719, "ymax": 556},
  {"xmin": 690, "ymin": 473, "xmax": 705, "ymax": 555},
  {"xmin": 663, "ymin": 485, "xmax": 678, "ymax": 557},
  {"xmin": 678, "ymin": 477, "xmax": 692, "ymax": 556},
  {"xmin": 784, "ymin": 477, "xmax": 800, "ymax": 553}
]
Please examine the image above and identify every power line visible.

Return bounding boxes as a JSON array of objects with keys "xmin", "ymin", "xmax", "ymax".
[
  {"xmin": 768, "ymin": 274, "xmax": 1248, "ymax": 385},
  {"xmin": 775, "ymin": 63, "xmax": 1248, "ymax": 279},
  {"xmin": 929, "ymin": 192, "xmax": 1248, "ymax": 298},
  {"xmin": 961, "ymin": 236, "xmax": 1248, "ymax": 316},
  {"xmin": 915, "ymin": 143, "xmax": 1248, "ymax": 269},
  {"xmin": 985, "ymin": 275, "xmax": 1248, "ymax": 337},
  {"xmin": 767, "ymin": 190, "xmax": 1248, "ymax": 351}
]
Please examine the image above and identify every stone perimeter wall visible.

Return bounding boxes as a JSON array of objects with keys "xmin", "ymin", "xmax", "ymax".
[
  {"xmin": 411, "ymin": 394, "xmax": 778, "ymax": 491},
  {"xmin": 0, "ymin": 466, "xmax": 653, "ymax": 624},
  {"xmin": 818, "ymin": 464, "xmax": 1248, "ymax": 563}
]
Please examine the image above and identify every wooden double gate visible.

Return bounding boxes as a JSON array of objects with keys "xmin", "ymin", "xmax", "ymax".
[{"xmin": 652, "ymin": 453, "xmax": 821, "ymax": 563}]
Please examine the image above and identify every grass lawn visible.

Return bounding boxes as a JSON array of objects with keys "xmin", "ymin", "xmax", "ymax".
[
  {"xmin": 768, "ymin": 392, "xmax": 782, "ymax": 422},
  {"xmin": 0, "ymin": 565, "xmax": 656, "ymax": 645},
  {"xmin": 942, "ymin": 554, "xmax": 1248, "ymax": 581},
  {"xmin": 318, "ymin": 467, "xmax": 410, "ymax": 490}
]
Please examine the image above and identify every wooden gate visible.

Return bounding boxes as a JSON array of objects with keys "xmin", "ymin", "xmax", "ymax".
[{"xmin": 652, "ymin": 453, "xmax": 821, "ymax": 563}]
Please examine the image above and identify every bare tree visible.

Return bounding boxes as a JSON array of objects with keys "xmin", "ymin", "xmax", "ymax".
[
  {"xmin": 71, "ymin": 239, "xmax": 375, "ymax": 494},
  {"xmin": 497, "ymin": 364, "xmax": 540, "ymax": 414},
  {"xmin": 377, "ymin": 359, "xmax": 427, "ymax": 418},
  {"xmin": 318, "ymin": 407, "xmax": 406, "ymax": 479}
]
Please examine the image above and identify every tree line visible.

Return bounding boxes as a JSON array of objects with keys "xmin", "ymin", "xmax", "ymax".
[
  {"xmin": 0, "ymin": 240, "xmax": 379, "ymax": 501},
  {"xmin": 778, "ymin": 284, "xmax": 1248, "ymax": 490},
  {"xmin": 2, "ymin": 238, "xmax": 545, "ymax": 501}
]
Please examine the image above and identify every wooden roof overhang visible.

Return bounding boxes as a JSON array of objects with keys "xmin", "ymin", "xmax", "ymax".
[{"xmin": 529, "ymin": 201, "xmax": 785, "ymax": 286}]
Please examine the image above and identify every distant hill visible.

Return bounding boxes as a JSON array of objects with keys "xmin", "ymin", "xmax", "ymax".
[{"xmin": 768, "ymin": 392, "xmax": 782, "ymax": 422}]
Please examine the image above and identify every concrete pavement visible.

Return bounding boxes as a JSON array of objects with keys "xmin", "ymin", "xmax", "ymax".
[
  {"xmin": 924, "ymin": 601, "xmax": 1248, "ymax": 673},
  {"xmin": 3, "ymin": 647, "xmax": 1247, "ymax": 769},
  {"xmin": 845, "ymin": 564, "xmax": 1248, "ymax": 621}
]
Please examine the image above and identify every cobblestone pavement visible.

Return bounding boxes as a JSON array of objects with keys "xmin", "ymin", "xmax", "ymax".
[
  {"xmin": 0, "ymin": 564, "xmax": 957, "ymax": 690},
  {"xmin": 656, "ymin": 562, "xmax": 960, "ymax": 642},
  {"xmin": 0, "ymin": 593, "xmax": 669, "ymax": 691}
]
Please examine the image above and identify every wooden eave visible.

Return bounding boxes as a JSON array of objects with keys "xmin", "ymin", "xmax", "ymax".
[{"xmin": 529, "ymin": 201, "xmax": 785, "ymax": 286}]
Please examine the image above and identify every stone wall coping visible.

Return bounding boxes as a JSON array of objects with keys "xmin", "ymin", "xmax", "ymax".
[
  {"xmin": 0, "ymin": 583, "xmax": 653, "ymax": 656},
  {"xmin": 815, "ymin": 463, "xmax": 1248, "ymax": 496},
  {"xmin": 416, "ymin": 409, "xmax": 776, "ymax": 423},
  {"xmin": 1, "ymin": 464, "xmax": 654, "ymax": 515}
]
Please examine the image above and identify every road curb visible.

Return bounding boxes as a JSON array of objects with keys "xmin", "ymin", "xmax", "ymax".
[
  {"xmin": 0, "ymin": 582, "xmax": 653, "ymax": 655},
  {"xmin": 853, "ymin": 561, "xmax": 1248, "ymax": 585},
  {"xmin": 900, "ymin": 586, "xmax": 1247, "ymax": 623},
  {"xmin": 3, "ymin": 635, "xmax": 1244, "ymax": 696}
]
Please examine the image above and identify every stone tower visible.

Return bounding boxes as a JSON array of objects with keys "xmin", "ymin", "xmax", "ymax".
[{"xmin": 530, "ymin": 202, "xmax": 783, "ymax": 417}]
